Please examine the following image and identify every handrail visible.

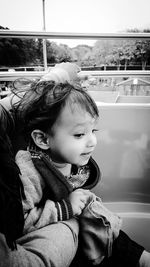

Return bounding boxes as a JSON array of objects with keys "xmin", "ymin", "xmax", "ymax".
[
  {"xmin": 1, "ymin": 70, "xmax": 150, "ymax": 82},
  {"xmin": 0, "ymin": 71, "xmax": 45, "ymax": 81},
  {"xmin": 0, "ymin": 30, "xmax": 150, "ymax": 40},
  {"xmin": 79, "ymin": 70, "xmax": 150, "ymax": 77}
]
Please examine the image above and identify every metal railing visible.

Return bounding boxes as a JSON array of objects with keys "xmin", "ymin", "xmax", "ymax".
[
  {"xmin": 0, "ymin": 30, "xmax": 150, "ymax": 80},
  {"xmin": 1, "ymin": 30, "xmax": 150, "ymax": 39}
]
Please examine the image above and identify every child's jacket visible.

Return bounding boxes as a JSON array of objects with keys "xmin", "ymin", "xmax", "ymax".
[
  {"xmin": 15, "ymin": 149, "xmax": 100, "ymax": 233},
  {"xmin": 16, "ymin": 149, "xmax": 122, "ymax": 264}
]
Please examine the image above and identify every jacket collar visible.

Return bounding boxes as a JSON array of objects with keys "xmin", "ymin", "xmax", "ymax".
[{"xmin": 31, "ymin": 150, "xmax": 101, "ymax": 201}]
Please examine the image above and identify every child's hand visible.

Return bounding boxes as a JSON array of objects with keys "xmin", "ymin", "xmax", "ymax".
[{"xmin": 69, "ymin": 189, "xmax": 91, "ymax": 216}]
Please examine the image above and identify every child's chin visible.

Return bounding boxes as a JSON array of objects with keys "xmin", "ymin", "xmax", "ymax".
[{"xmin": 79, "ymin": 158, "xmax": 90, "ymax": 166}]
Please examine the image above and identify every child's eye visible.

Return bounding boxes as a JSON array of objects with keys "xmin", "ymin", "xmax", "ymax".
[
  {"xmin": 92, "ymin": 129, "xmax": 99, "ymax": 133},
  {"xmin": 74, "ymin": 133, "xmax": 85, "ymax": 138}
]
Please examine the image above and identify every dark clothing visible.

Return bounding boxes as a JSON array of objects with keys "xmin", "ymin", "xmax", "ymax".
[
  {"xmin": 0, "ymin": 104, "xmax": 25, "ymax": 249},
  {"xmin": 71, "ymin": 230, "xmax": 144, "ymax": 267},
  {"xmin": 99, "ymin": 230, "xmax": 144, "ymax": 267}
]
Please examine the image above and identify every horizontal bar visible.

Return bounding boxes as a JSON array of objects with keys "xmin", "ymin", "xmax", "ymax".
[
  {"xmin": 1, "ymin": 30, "xmax": 150, "ymax": 40},
  {"xmin": 0, "ymin": 71, "xmax": 45, "ymax": 81},
  {"xmin": 1, "ymin": 70, "xmax": 150, "ymax": 81},
  {"xmin": 96, "ymin": 102, "xmax": 150, "ymax": 108},
  {"xmin": 79, "ymin": 70, "xmax": 150, "ymax": 77}
]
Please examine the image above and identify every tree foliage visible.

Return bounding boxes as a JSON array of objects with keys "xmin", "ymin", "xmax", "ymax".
[
  {"xmin": 0, "ymin": 26, "xmax": 73, "ymax": 67},
  {"xmin": 0, "ymin": 26, "xmax": 150, "ymax": 69}
]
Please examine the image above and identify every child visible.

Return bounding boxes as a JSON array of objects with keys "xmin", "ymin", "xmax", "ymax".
[
  {"xmin": 0, "ymin": 105, "xmax": 79, "ymax": 267},
  {"xmin": 12, "ymin": 80, "xmax": 150, "ymax": 267}
]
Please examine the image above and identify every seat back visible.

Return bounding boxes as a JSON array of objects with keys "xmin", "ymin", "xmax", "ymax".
[
  {"xmin": 93, "ymin": 103, "xmax": 150, "ymax": 203},
  {"xmin": 92, "ymin": 103, "xmax": 150, "ymax": 250},
  {"xmin": 116, "ymin": 95, "xmax": 150, "ymax": 103},
  {"xmin": 88, "ymin": 90, "xmax": 119, "ymax": 103}
]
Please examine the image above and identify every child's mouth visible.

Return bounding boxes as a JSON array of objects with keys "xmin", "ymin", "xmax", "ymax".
[{"xmin": 81, "ymin": 152, "xmax": 92, "ymax": 157}]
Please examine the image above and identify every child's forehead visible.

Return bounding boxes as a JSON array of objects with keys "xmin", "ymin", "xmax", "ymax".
[{"xmin": 58, "ymin": 104, "xmax": 97, "ymax": 127}]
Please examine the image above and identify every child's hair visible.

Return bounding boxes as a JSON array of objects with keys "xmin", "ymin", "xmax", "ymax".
[{"xmin": 14, "ymin": 81, "xmax": 99, "ymax": 141}]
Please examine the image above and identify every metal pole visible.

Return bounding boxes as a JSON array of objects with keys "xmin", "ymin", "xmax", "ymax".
[{"xmin": 42, "ymin": 0, "xmax": 47, "ymax": 70}]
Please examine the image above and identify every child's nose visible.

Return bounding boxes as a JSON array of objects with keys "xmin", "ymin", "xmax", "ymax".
[{"xmin": 87, "ymin": 134, "xmax": 97, "ymax": 147}]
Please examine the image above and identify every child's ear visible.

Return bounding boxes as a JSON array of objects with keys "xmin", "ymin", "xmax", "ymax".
[{"xmin": 31, "ymin": 130, "xmax": 50, "ymax": 150}]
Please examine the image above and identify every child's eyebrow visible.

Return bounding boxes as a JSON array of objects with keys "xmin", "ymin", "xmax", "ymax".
[
  {"xmin": 73, "ymin": 120, "xmax": 97, "ymax": 128},
  {"xmin": 74, "ymin": 123, "xmax": 86, "ymax": 127},
  {"xmin": 70, "ymin": 124, "xmax": 85, "ymax": 131}
]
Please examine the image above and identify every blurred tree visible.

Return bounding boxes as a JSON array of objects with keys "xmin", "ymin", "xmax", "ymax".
[
  {"xmin": 71, "ymin": 45, "xmax": 92, "ymax": 66},
  {"xmin": 35, "ymin": 39, "xmax": 43, "ymax": 65},
  {"xmin": 22, "ymin": 39, "xmax": 40, "ymax": 65},
  {"xmin": 134, "ymin": 40, "xmax": 150, "ymax": 70},
  {"xmin": 0, "ymin": 26, "xmax": 26, "ymax": 66},
  {"xmin": 127, "ymin": 28, "xmax": 150, "ymax": 70},
  {"xmin": 111, "ymin": 40, "xmax": 136, "ymax": 70},
  {"xmin": 57, "ymin": 44, "xmax": 73, "ymax": 62},
  {"xmin": 47, "ymin": 42, "xmax": 73, "ymax": 63},
  {"xmin": 1, "ymin": 26, "xmax": 150, "ymax": 69},
  {"xmin": 0, "ymin": 26, "xmax": 73, "ymax": 67}
]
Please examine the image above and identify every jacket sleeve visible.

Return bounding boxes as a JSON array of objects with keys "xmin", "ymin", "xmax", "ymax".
[
  {"xmin": 15, "ymin": 150, "xmax": 73, "ymax": 234},
  {"xmin": 23, "ymin": 197, "xmax": 73, "ymax": 234}
]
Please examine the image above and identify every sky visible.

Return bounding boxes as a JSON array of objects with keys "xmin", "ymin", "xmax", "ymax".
[{"xmin": 1, "ymin": 0, "xmax": 150, "ymax": 47}]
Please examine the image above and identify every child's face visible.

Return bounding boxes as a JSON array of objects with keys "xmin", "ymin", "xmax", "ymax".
[{"xmin": 47, "ymin": 104, "xmax": 98, "ymax": 166}]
